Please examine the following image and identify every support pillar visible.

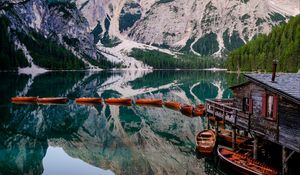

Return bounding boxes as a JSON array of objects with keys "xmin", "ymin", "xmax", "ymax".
[
  {"xmin": 282, "ymin": 147, "xmax": 287, "ymax": 175},
  {"xmin": 207, "ymin": 115, "xmax": 210, "ymax": 129},
  {"xmin": 232, "ymin": 127, "xmax": 236, "ymax": 149},
  {"xmin": 282, "ymin": 146, "xmax": 294, "ymax": 175},
  {"xmin": 215, "ymin": 119, "xmax": 219, "ymax": 134},
  {"xmin": 253, "ymin": 137, "xmax": 258, "ymax": 160}
]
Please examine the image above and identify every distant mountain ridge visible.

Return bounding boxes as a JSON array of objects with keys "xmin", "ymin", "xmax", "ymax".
[
  {"xmin": 0, "ymin": 0, "xmax": 299, "ymax": 71},
  {"xmin": 77, "ymin": 0, "xmax": 299, "ymax": 57}
]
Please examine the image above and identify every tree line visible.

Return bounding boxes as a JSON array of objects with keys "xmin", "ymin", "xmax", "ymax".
[
  {"xmin": 130, "ymin": 48, "xmax": 225, "ymax": 69},
  {"xmin": 226, "ymin": 15, "xmax": 300, "ymax": 72}
]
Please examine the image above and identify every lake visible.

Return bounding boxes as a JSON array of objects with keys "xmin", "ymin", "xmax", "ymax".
[{"xmin": 0, "ymin": 70, "xmax": 244, "ymax": 175}]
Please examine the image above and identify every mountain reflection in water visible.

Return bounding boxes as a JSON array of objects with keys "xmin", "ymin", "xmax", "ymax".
[{"xmin": 0, "ymin": 70, "xmax": 244, "ymax": 175}]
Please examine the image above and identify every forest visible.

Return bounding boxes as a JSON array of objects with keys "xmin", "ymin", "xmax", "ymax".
[
  {"xmin": 0, "ymin": 17, "xmax": 29, "ymax": 70},
  {"xmin": 130, "ymin": 48, "xmax": 225, "ymax": 69},
  {"xmin": 226, "ymin": 15, "xmax": 300, "ymax": 72}
]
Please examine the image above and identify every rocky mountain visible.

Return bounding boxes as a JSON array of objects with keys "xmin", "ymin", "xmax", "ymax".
[
  {"xmin": 0, "ymin": 0, "xmax": 299, "ymax": 71},
  {"xmin": 0, "ymin": 0, "xmax": 109, "ymax": 71},
  {"xmin": 78, "ymin": 0, "xmax": 299, "ymax": 58}
]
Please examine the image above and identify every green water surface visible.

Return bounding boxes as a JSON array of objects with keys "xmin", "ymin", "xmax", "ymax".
[{"xmin": 0, "ymin": 70, "xmax": 244, "ymax": 175}]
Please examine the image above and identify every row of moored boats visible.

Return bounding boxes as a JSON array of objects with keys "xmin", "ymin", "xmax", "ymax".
[
  {"xmin": 11, "ymin": 97, "xmax": 205, "ymax": 117},
  {"xmin": 195, "ymin": 129, "xmax": 278, "ymax": 175}
]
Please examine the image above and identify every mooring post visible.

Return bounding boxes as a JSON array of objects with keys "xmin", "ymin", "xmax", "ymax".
[
  {"xmin": 253, "ymin": 137, "xmax": 258, "ymax": 159},
  {"xmin": 207, "ymin": 115, "xmax": 210, "ymax": 129},
  {"xmin": 232, "ymin": 127, "xmax": 236, "ymax": 149},
  {"xmin": 215, "ymin": 118, "xmax": 219, "ymax": 134},
  {"xmin": 282, "ymin": 146, "xmax": 287, "ymax": 175},
  {"xmin": 232, "ymin": 110, "xmax": 237, "ymax": 149}
]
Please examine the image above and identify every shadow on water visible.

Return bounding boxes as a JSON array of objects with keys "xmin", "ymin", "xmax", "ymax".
[{"xmin": 0, "ymin": 70, "xmax": 246, "ymax": 175}]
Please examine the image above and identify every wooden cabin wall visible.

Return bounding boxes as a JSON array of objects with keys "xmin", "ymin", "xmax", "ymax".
[
  {"xmin": 232, "ymin": 84, "xmax": 251, "ymax": 109},
  {"xmin": 278, "ymin": 98, "xmax": 300, "ymax": 152},
  {"xmin": 250, "ymin": 86, "xmax": 278, "ymax": 141},
  {"xmin": 232, "ymin": 83, "xmax": 278, "ymax": 140}
]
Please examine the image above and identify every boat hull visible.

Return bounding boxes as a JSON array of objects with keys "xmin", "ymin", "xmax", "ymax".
[
  {"xmin": 37, "ymin": 97, "xmax": 68, "ymax": 104},
  {"xmin": 105, "ymin": 98, "xmax": 132, "ymax": 105},
  {"xmin": 193, "ymin": 108, "xmax": 204, "ymax": 116},
  {"xmin": 218, "ymin": 129, "xmax": 249, "ymax": 145},
  {"xmin": 164, "ymin": 101, "xmax": 181, "ymax": 111},
  {"xmin": 135, "ymin": 99, "xmax": 162, "ymax": 107},
  {"xmin": 218, "ymin": 146, "xmax": 278, "ymax": 175},
  {"xmin": 11, "ymin": 97, "xmax": 37, "ymax": 104},
  {"xmin": 195, "ymin": 130, "xmax": 216, "ymax": 155},
  {"xmin": 181, "ymin": 104, "xmax": 193, "ymax": 116},
  {"xmin": 75, "ymin": 98, "xmax": 102, "ymax": 104}
]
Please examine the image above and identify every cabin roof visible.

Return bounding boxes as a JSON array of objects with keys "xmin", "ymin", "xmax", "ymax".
[{"xmin": 244, "ymin": 73, "xmax": 300, "ymax": 104}]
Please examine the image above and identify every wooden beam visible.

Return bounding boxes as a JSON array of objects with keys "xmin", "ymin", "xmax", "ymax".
[
  {"xmin": 215, "ymin": 119, "xmax": 219, "ymax": 135},
  {"xmin": 253, "ymin": 137, "xmax": 258, "ymax": 159},
  {"xmin": 282, "ymin": 146, "xmax": 288, "ymax": 175},
  {"xmin": 285, "ymin": 150, "xmax": 295, "ymax": 163},
  {"xmin": 232, "ymin": 128, "xmax": 236, "ymax": 149}
]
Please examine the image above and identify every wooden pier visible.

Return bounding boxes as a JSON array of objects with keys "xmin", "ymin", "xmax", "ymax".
[{"xmin": 205, "ymin": 73, "xmax": 300, "ymax": 175}]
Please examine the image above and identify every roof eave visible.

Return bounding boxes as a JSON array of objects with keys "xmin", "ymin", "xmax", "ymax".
[{"xmin": 244, "ymin": 74, "xmax": 300, "ymax": 105}]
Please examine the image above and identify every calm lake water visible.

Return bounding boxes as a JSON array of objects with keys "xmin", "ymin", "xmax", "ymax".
[{"xmin": 0, "ymin": 70, "xmax": 245, "ymax": 175}]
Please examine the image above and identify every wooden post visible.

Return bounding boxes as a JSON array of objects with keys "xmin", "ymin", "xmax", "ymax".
[
  {"xmin": 282, "ymin": 146, "xmax": 287, "ymax": 175},
  {"xmin": 213, "ymin": 103, "xmax": 215, "ymax": 118},
  {"xmin": 253, "ymin": 137, "xmax": 258, "ymax": 160},
  {"xmin": 281, "ymin": 146, "xmax": 295, "ymax": 175},
  {"xmin": 232, "ymin": 110, "xmax": 237, "ymax": 149},
  {"xmin": 215, "ymin": 118, "xmax": 219, "ymax": 134},
  {"xmin": 207, "ymin": 115, "xmax": 210, "ymax": 129},
  {"xmin": 232, "ymin": 127, "xmax": 236, "ymax": 149},
  {"xmin": 223, "ymin": 105, "xmax": 225, "ymax": 122},
  {"xmin": 248, "ymin": 113, "xmax": 251, "ymax": 132}
]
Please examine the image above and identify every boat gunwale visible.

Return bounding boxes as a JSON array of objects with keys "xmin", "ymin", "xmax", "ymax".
[{"xmin": 217, "ymin": 146, "xmax": 277, "ymax": 175}]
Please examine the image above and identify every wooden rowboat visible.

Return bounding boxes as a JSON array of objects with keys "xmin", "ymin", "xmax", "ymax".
[
  {"xmin": 105, "ymin": 98, "xmax": 132, "ymax": 105},
  {"xmin": 218, "ymin": 146, "xmax": 278, "ymax": 175},
  {"xmin": 195, "ymin": 130, "xmax": 216, "ymax": 155},
  {"xmin": 37, "ymin": 97, "xmax": 68, "ymax": 104},
  {"xmin": 75, "ymin": 97, "xmax": 102, "ymax": 104},
  {"xmin": 196, "ymin": 104, "xmax": 205, "ymax": 109},
  {"xmin": 135, "ymin": 99, "xmax": 162, "ymax": 107},
  {"xmin": 193, "ymin": 107, "xmax": 205, "ymax": 116},
  {"xmin": 218, "ymin": 129, "xmax": 249, "ymax": 145},
  {"xmin": 236, "ymin": 138, "xmax": 254, "ymax": 156},
  {"xmin": 180, "ymin": 104, "xmax": 193, "ymax": 116},
  {"xmin": 11, "ymin": 96, "xmax": 37, "ymax": 104},
  {"xmin": 164, "ymin": 101, "xmax": 181, "ymax": 111}
]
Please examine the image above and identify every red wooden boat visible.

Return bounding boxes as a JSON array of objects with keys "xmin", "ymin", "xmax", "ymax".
[
  {"xmin": 195, "ymin": 130, "xmax": 216, "ymax": 155},
  {"xmin": 105, "ymin": 98, "xmax": 132, "ymax": 105},
  {"xmin": 37, "ymin": 97, "xmax": 68, "ymax": 104},
  {"xmin": 208, "ymin": 116, "xmax": 225, "ymax": 126},
  {"xmin": 218, "ymin": 146, "xmax": 278, "ymax": 175},
  {"xmin": 196, "ymin": 104, "xmax": 205, "ymax": 109},
  {"xmin": 11, "ymin": 96, "xmax": 37, "ymax": 104},
  {"xmin": 164, "ymin": 101, "xmax": 181, "ymax": 111},
  {"xmin": 193, "ymin": 107, "xmax": 205, "ymax": 116},
  {"xmin": 75, "ymin": 97, "xmax": 102, "ymax": 104},
  {"xmin": 218, "ymin": 129, "xmax": 249, "ymax": 145},
  {"xmin": 180, "ymin": 104, "xmax": 193, "ymax": 116},
  {"xmin": 236, "ymin": 138, "xmax": 254, "ymax": 156},
  {"xmin": 135, "ymin": 99, "xmax": 162, "ymax": 107}
]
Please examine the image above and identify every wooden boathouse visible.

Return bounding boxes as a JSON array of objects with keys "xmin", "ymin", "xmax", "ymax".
[{"xmin": 205, "ymin": 72, "xmax": 300, "ymax": 174}]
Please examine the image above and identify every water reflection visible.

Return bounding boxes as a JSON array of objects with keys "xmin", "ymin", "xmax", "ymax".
[
  {"xmin": 43, "ymin": 147, "xmax": 114, "ymax": 175},
  {"xmin": 0, "ymin": 70, "xmax": 244, "ymax": 175}
]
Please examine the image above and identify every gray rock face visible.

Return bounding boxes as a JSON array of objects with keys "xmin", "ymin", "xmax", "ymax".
[
  {"xmin": 2, "ymin": 0, "xmax": 98, "ymax": 68},
  {"xmin": 77, "ymin": 0, "xmax": 299, "ymax": 57}
]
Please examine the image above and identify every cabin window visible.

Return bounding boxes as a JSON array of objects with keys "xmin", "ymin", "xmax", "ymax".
[
  {"xmin": 267, "ymin": 95, "xmax": 274, "ymax": 118},
  {"xmin": 242, "ymin": 97, "xmax": 249, "ymax": 112},
  {"xmin": 262, "ymin": 93, "xmax": 278, "ymax": 120}
]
